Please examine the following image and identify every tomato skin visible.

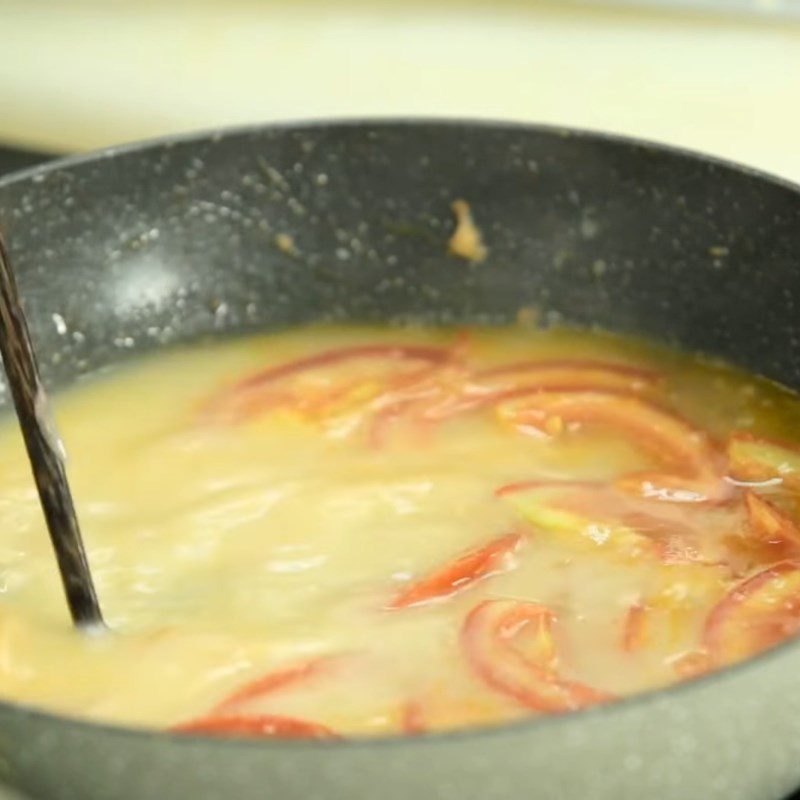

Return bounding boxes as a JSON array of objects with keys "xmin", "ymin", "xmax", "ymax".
[
  {"xmin": 387, "ymin": 532, "xmax": 525, "ymax": 609},
  {"xmin": 203, "ymin": 352, "xmax": 664, "ymax": 440},
  {"xmin": 211, "ymin": 657, "xmax": 340, "ymax": 715},
  {"xmin": 171, "ymin": 713, "xmax": 339, "ymax": 739},
  {"xmin": 704, "ymin": 561, "xmax": 800, "ymax": 664},
  {"xmin": 461, "ymin": 600, "xmax": 613, "ymax": 714},
  {"xmin": 233, "ymin": 345, "xmax": 453, "ymax": 393},
  {"xmin": 203, "ymin": 344, "xmax": 454, "ymax": 422},
  {"xmin": 368, "ymin": 359, "xmax": 661, "ymax": 431},
  {"xmin": 169, "ymin": 655, "xmax": 349, "ymax": 737}
]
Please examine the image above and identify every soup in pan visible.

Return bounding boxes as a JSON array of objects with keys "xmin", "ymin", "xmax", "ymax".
[{"xmin": 1, "ymin": 325, "xmax": 800, "ymax": 738}]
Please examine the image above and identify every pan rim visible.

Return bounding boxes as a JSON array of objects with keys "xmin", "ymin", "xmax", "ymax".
[{"xmin": 1, "ymin": 115, "xmax": 799, "ymax": 197}]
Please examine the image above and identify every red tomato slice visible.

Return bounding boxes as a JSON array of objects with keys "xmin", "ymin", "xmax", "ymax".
[
  {"xmin": 704, "ymin": 561, "xmax": 800, "ymax": 664},
  {"xmin": 387, "ymin": 532, "xmax": 524, "ymax": 609},
  {"xmin": 728, "ymin": 432, "xmax": 800, "ymax": 487},
  {"xmin": 233, "ymin": 344, "xmax": 453, "ymax": 393},
  {"xmin": 461, "ymin": 600, "xmax": 613, "ymax": 714},
  {"xmin": 496, "ymin": 390, "xmax": 720, "ymax": 478},
  {"xmin": 416, "ymin": 360, "xmax": 660, "ymax": 421},
  {"xmin": 211, "ymin": 656, "xmax": 341, "ymax": 715},
  {"xmin": 203, "ymin": 344, "xmax": 454, "ymax": 422},
  {"xmin": 496, "ymin": 390, "xmax": 725, "ymax": 503},
  {"xmin": 744, "ymin": 491, "xmax": 800, "ymax": 552},
  {"xmin": 171, "ymin": 713, "xmax": 339, "ymax": 739}
]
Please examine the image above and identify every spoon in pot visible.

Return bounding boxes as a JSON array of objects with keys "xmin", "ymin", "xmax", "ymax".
[{"xmin": 0, "ymin": 232, "xmax": 103, "ymax": 630}]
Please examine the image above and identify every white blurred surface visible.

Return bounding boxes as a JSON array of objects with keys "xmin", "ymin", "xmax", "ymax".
[{"xmin": 0, "ymin": 0, "xmax": 798, "ymax": 180}]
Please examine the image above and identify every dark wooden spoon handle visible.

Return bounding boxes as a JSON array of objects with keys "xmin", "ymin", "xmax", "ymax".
[{"xmin": 0, "ymin": 233, "xmax": 103, "ymax": 629}]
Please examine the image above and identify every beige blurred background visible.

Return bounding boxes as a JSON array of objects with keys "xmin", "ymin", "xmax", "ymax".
[{"xmin": 0, "ymin": 0, "xmax": 799, "ymax": 180}]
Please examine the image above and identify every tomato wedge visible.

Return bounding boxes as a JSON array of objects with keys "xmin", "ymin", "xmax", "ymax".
[
  {"xmin": 744, "ymin": 491, "xmax": 800, "ymax": 553},
  {"xmin": 728, "ymin": 432, "xmax": 800, "ymax": 487},
  {"xmin": 387, "ymin": 532, "xmax": 524, "ymax": 609},
  {"xmin": 461, "ymin": 599, "xmax": 613, "ymax": 714},
  {"xmin": 704, "ymin": 561, "xmax": 800, "ymax": 664},
  {"xmin": 211, "ymin": 656, "xmax": 340, "ymax": 715},
  {"xmin": 171, "ymin": 713, "xmax": 339, "ymax": 739},
  {"xmin": 496, "ymin": 390, "xmax": 720, "ymax": 476},
  {"xmin": 203, "ymin": 344, "xmax": 454, "ymax": 422}
]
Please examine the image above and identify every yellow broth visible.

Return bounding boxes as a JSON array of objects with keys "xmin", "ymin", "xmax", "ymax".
[{"xmin": 0, "ymin": 325, "xmax": 799, "ymax": 737}]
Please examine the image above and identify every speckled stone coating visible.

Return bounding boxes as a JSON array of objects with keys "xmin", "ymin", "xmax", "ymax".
[{"xmin": 0, "ymin": 120, "xmax": 798, "ymax": 800}]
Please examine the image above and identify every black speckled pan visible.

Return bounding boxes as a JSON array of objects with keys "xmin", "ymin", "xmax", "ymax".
[{"xmin": 0, "ymin": 120, "xmax": 799, "ymax": 800}]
